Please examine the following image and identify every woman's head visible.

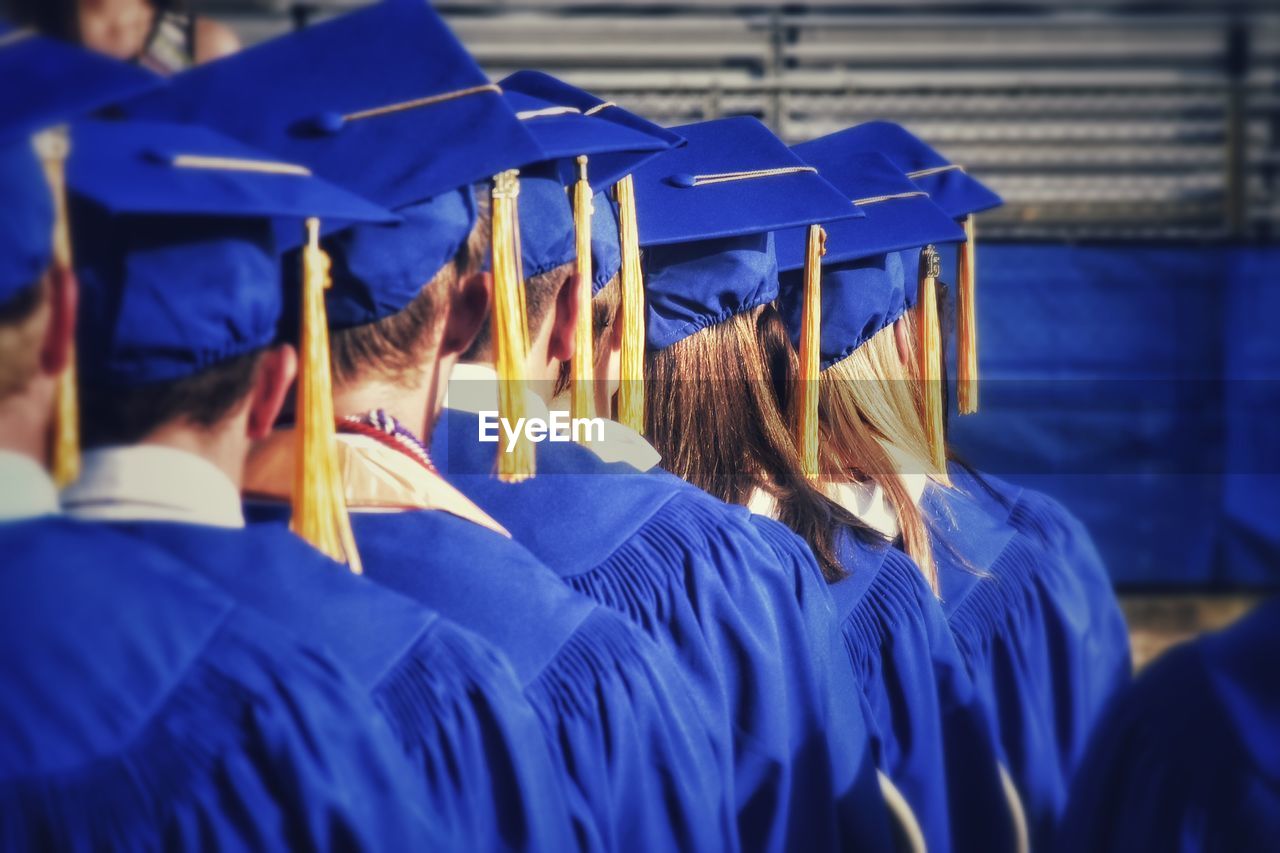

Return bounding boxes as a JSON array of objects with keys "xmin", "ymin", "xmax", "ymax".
[
  {"xmin": 646, "ymin": 304, "xmax": 879, "ymax": 581},
  {"xmin": 818, "ymin": 321, "xmax": 940, "ymax": 590}
]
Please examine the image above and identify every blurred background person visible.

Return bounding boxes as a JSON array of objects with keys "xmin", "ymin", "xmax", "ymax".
[{"xmin": 3, "ymin": 0, "xmax": 238, "ymax": 73}]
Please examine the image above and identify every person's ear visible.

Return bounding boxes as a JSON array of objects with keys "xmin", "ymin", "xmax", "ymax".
[
  {"xmin": 893, "ymin": 316, "xmax": 912, "ymax": 367},
  {"xmin": 547, "ymin": 272, "xmax": 581, "ymax": 363},
  {"xmin": 38, "ymin": 265, "xmax": 77, "ymax": 377},
  {"xmin": 440, "ymin": 270, "xmax": 492, "ymax": 357},
  {"xmin": 247, "ymin": 344, "xmax": 298, "ymax": 440}
]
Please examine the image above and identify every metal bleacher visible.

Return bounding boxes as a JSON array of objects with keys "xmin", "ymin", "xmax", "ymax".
[{"xmin": 194, "ymin": 0, "xmax": 1280, "ymax": 241}]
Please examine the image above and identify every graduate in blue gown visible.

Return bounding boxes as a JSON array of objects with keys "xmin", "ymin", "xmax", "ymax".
[
  {"xmin": 436, "ymin": 103, "xmax": 892, "ymax": 852},
  {"xmin": 126, "ymin": 6, "xmax": 733, "ymax": 849},
  {"xmin": 0, "ymin": 37, "xmax": 435, "ymax": 850},
  {"xmin": 628, "ymin": 122, "xmax": 1012, "ymax": 852},
  {"xmin": 769, "ymin": 150, "xmax": 1025, "ymax": 853},
  {"xmin": 57, "ymin": 115, "xmax": 575, "ymax": 851},
  {"xmin": 1058, "ymin": 597, "xmax": 1280, "ymax": 851},
  {"xmin": 793, "ymin": 123, "xmax": 1130, "ymax": 845},
  {"xmin": 627, "ymin": 128, "xmax": 1008, "ymax": 850}
]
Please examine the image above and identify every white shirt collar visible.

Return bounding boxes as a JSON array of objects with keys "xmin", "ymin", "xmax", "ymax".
[
  {"xmin": 446, "ymin": 362, "xmax": 550, "ymax": 420},
  {"xmin": 446, "ymin": 361, "xmax": 663, "ymax": 472},
  {"xmin": 62, "ymin": 445, "xmax": 244, "ymax": 529},
  {"xmin": 747, "ymin": 487, "xmax": 779, "ymax": 519},
  {"xmin": 0, "ymin": 450, "xmax": 60, "ymax": 521}
]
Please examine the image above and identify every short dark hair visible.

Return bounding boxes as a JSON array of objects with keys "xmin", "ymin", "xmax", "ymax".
[
  {"xmin": 465, "ymin": 260, "xmax": 573, "ymax": 362},
  {"xmin": 330, "ymin": 205, "xmax": 490, "ymax": 387},
  {"xmin": 81, "ymin": 349, "xmax": 263, "ymax": 449}
]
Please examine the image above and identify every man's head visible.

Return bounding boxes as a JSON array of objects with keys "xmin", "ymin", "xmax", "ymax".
[
  {"xmin": 65, "ymin": 119, "xmax": 396, "ymax": 483},
  {"xmin": 330, "ymin": 206, "xmax": 493, "ymax": 395},
  {"xmin": 467, "ymin": 257, "xmax": 582, "ymax": 404}
]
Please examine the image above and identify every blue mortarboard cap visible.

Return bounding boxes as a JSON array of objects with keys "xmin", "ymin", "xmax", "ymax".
[
  {"xmin": 68, "ymin": 120, "xmax": 395, "ymax": 388},
  {"xmin": 123, "ymin": 0, "xmax": 543, "ymax": 330},
  {"xmin": 775, "ymin": 152, "xmax": 965, "ymax": 272},
  {"xmin": 590, "ymin": 191, "xmax": 622, "ymax": 293},
  {"xmin": 509, "ymin": 165, "xmax": 576, "ymax": 281},
  {"xmin": 501, "ymin": 70, "xmax": 681, "ymax": 189},
  {"xmin": 824, "ymin": 121, "xmax": 1002, "ymax": 218},
  {"xmin": 631, "ymin": 116, "xmax": 861, "ymax": 349},
  {"xmin": 0, "ymin": 23, "xmax": 160, "ymax": 144},
  {"xmin": 0, "ymin": 25, "xmax": 162, "ymax": 304},
  {"xmin": 779, "ymin": 253, "xmax": 908, "ymax": 370},
  {"xmin": 0, "ymin": 138, "xmax": 53, "ymax": 303}
]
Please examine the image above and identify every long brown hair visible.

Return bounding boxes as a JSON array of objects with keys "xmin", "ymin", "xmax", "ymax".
[
  {"xmin": 817, "ymin": 324, "xmax": 941, "ymax": 592},
  {"xmin": 645, "ymin": 304, "xmax": 881, "ymax": 581}
]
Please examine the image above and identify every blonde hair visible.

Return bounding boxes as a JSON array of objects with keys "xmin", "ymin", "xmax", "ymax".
[{"xmin": 819, "ymin": 322, "xmax": 940, "ymax": 592}]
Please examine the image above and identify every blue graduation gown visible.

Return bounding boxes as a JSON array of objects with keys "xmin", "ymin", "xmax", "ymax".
[
  {"xmin": 434, "ymin": 407, "xmax": 892, "ymax": 852},
  {"xmin": 108, "ymin": 518, "xmax": 576, "ymax": 852},
  {"xmin": 0, "ymin": 517, "xmax": 435, "ymax": 850},
  {"xmin": 830, "ymin": 528, "xmax": 1015, "ymax": 853},
  {"xmin": 923, "ymin": 478, "xmax": 1130, "ymax": 847},
  {"xmin": 1058, "ymin": 597, "xmax": 1280, "ymax": 851}
]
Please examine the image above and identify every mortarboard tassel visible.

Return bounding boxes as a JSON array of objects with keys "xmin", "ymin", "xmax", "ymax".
[
  {"xmin": 570, "ymin": 156, "xmax": 596, "ymax": 422},
  {"xmin": 956, "ymin": 215, "xmax": 979, "ymax": 415},
  {"xmin": 613, "ymin": 174, "xmax": 646, "ymax": 435},
  {"xmin": 35, "ymin": 128, "xmax": 79, "ymax": 488},
  {"xmin": 916, "ymin": 245, "xmax": 948, "ymax": 476},
  {"xmin": 293, "ymin": 218, "xmax": 362, "ymax": 573},
  {"xmin": 796, "ymin": 224, "xmax": 826, "ymax": 480},
  {"xmin": 490, "ymin": 170, "xmax": 536, "ymax": 482}
]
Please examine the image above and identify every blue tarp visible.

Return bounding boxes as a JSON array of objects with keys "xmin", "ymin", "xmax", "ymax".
[{"xmin": 947, "ymin": 243, "xmax": 1280, "ymax": 588}]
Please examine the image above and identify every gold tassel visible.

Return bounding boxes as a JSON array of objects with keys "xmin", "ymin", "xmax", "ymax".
[
  {"xmin": 570, "ymin": 156, "xmax": 596, "ymax": 422},
  {"xmin": 613, "ymin": 174, "xmax": 646, "ymax": 434},
  {"xmin": 293, "ymin": 218, "xmax": 362, "ymax": 573},
  {"xmin": 796, "ymin": 225, "xmax": 825, "ymax": 480},
  {"xmin": 956, "ymin": 215, "xmax": 979, "ymax": 415},
  {"xmin": 916, "ymin": 245, "xmax": 948, "ymax": 476},
  {"xmin": 490, "ymin": 170, "xmax": 536, "ymax": 482},
  {"xmin": 35, "ymin": 128, "xmax": 79, "ymax": 487}
]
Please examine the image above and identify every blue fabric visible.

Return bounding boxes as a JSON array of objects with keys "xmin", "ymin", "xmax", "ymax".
[
  {"xmin": 283, "ymin": 188, "xmax": 477, "ymax": 332},
  {"xmin": 775, "ymin": 151, "xmax": 964, "ymax": 273},
  {"xmin": 778, "ymin": 252, "xmax": 906, "ymax": 370},
  {"xmin": 0, "ymin": 139, "xmax": 51, "ymax": 304},
  {"xmin": 110, "ymin": 519, "xmax": 576, "ymax": 852},
  {"xmin": 0, "ymin": 516, "xmax": 436, "ymax": 849},
  {"xmin": 1059, "ymin": 596, "xmax": 1280, "ymax": 851},
  {"xmin": 123, "ymin": 0, "xmax": 540, "ymax": 214},
  {"xmin": 501, "ymin": 70, "xmax": 682, "ymax": 190},
  {"xmin": 509, "ymin": 166, "xmax": 576, "ymax": 279},
  {"xmin": 922, "ymin": 481, "xmax": 1131, "ymax": 848},
  {"xmin": 630, "ymin": 116, "xmax": 860, "ymax": 350},
  {"xmin": 830, "ymin": 121, "xmax": 1003, "ymax": 218},
  {"xmin": 632, "ymin": 117, "xmax": 862, "ymax": 248},
  {"xmin": 122, "ymin": 0, "xmax": 541, "ymax": 328},
  {"xmin": 590, "ymin": 190, "xmax": 622, "ymax": 292},
  {"xmin": 828, "ymin": 530, "xmax": 1014, "ymax": 853},
  {"xmin": 255, "ymin": 488, "xmax": 732, "ymax": 852},
  {"xmin": 433, "ymin": 407, "xmax": 894, "ymax": 852},
  {"xmin": 501, "ymin": 71, "xmax": 674, "ymax": 190},
  {"xmin": 0, "ymin": 23, "xmax": 159, "ymax": 144},
  {"xmin": 66, "ymin": 121, "xmax": 393, "ymax": 234},
  {"xmin": 643, "ymin": 232, "xmax": 779, "ymax": 350},
  {"xmin": 66, "ymin": 119, "xmax": 394, "ymax": 386},
  {"xmin": 946, "ymin": 242, "xmax": 1280, "ymax": 586}
]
